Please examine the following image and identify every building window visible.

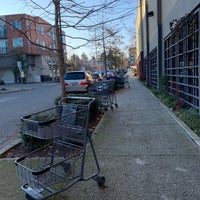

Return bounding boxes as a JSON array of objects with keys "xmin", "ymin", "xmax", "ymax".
[
  {"xmin": 13, "ymin": 37, "xmax": 23, "ymax": 48},
  {"xmin": 26, "ymin": 20, "xmax": 30, "ymax": 30},
  {"xmin": 0, "ymin": 24, "xmax": 6, "ymax": 38},
  {"xmin": 11, "ymin": 20, "xmax": 22, "ymax": 30},
  {"xmin": 52, "ymin": 32, "xmax": 55, "ymax": 41},
  {"xmin": 40, "ymin": 41, "xmax": 45, "ymax": 49},
  {"xmin": 52, "ymin": 43, "xmax": 56, "ymax": 53},
  {"xmin": 0, "ymin": 40, "xmax": 8, "ymax": 54},
  {"xmin": 38, "ymin": 26, "xmax": 44, "ymax": 35},
  {"xmin": 28, "ymin": 37, "xmax": 32, "ymax": 47}
]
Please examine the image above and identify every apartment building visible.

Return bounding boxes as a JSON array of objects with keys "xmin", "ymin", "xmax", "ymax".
[
  {"xmin": 0, "ymin": 14, "xmax": 64, "ymax": 83},
  {"xmin": 136, "ymin": 0, "xmax": 200, "ymax": 112}
]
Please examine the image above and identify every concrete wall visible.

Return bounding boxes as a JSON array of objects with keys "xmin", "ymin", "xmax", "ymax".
[
  {"xmin": 135, "ymin": 0, "xmax": 144, "ymax": 56},
  {"xmin": 135, "ymin": 0, "xmax": 200, "ymax": 59},
  {"xmin": 136, "ymin": 0, "xmax": 158, "ymax": 57},
  {"xmin": 147, "ymin": 0, "xmax": 157, "ymax": 51}
]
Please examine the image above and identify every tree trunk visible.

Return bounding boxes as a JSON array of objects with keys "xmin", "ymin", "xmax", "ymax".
[{"xmin": 54, "ymin": 0, "xmax": 66, "ymax": 99}]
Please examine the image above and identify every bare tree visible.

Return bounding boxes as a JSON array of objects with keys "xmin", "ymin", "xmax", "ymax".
[
  {"xmin": 68, "ymin": 54, "xmax": 81, "ymax": 71},
  {"xmin": 53, "ymin": 0, "xmax": 66, "ymax": 97},
  {"xmin": 3, "ymin": 0, "xmax": 136, "ymax": 98}
]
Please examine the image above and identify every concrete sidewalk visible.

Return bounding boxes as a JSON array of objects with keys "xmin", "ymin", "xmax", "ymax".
[{"xmin": 1, "ymin": 76, "xmax": 200, "ymax": 200}]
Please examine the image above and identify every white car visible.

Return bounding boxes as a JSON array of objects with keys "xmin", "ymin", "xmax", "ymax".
[{"xmin": 64, "ymin": 71, "xmax": 95, "ymax": 93}]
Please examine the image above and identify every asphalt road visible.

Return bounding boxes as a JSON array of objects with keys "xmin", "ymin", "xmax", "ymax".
[{"xmin": 0, "ymin": 83, "xmax": 61, "ymax": 152}]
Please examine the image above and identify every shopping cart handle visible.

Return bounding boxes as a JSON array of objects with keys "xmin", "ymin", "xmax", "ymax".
[
  {"xmin": 32, "ymin": 166, "xmax": 50, "ymax": 175},
  {"xmin": 21, "ymin": 115, "xmax": 31, "ymax": 121},
  {"xmin": 15, "ymin": 156, "xmax": 26, "ymax": 164}
]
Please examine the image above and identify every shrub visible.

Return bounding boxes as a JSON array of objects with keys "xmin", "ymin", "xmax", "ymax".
[
  {"xmin": 149, "ymin": 81, "xmax": 200, "ymax": 137},
  {"xmin": 159, "ymin": 74, "xmax": 169, "ymax": 94},
  {"xmin": 161, "ymin": 95, "xmax": 178, "ymax": 110},
  {"xmin": 21, "ymin": 134, "xmax": 51, "ymax": 150},
  {"xmin": 17, "ymin": 123, "xmax": 51, "ymax": 151},
  {"xmin": 55, "ymin": 93, "xmax": 102, "ymax": 122},
  {"xmin": 178, "ymin": 108, "xmax": 200, "ymax": 136}
]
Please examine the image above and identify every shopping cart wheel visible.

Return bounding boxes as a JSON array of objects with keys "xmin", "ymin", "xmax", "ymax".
[
  {"xmin": 26, "ymin": 194, "xmax": 47, "ymax": 200},
  {"xmin": 94, "ymin": 176, "xmax": 106, "ymax": 188},
  {"xmin": 25, "ymin": 194, "xmax": 35, "ymax": 200}
]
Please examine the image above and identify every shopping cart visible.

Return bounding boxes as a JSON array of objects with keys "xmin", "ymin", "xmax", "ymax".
[
  {"xmin": 108, "ymin": 79, "xmax": 118, "ymax": 109},
  {"xmin": 88, "ymin": 80, "xmax": 118, "ymax": 111},
  {"xmin": 117, "ymin": 74, "xmax": 130, "ymax": 88},
  {"xmin": 15, "ymin": 96, "xmax": 105, "ymax": 200}
]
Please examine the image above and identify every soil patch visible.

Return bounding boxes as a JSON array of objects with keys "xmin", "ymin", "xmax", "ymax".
[{"xmin": 1, "ymin": 113, "xmax": 104, "ymax": 158}]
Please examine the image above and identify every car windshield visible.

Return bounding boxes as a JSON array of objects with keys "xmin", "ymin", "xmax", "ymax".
[{"xmin": 65, "ymin": 72, "xmax": 85, "ymax": 80}]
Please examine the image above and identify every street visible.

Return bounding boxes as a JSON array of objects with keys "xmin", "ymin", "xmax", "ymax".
[{"xmin": 0, "ymin": 83, "xmax": 61, "ymax": 150}]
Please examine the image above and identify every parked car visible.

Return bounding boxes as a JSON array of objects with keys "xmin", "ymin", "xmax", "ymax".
[{"xmin": 64, "ymin": 71, "xmax": 95, "ymax": 93}]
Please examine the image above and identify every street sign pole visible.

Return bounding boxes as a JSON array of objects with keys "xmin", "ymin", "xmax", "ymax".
[{"xmin": 17, "ymin": 61, "xmax": 23, "ymax": 84}]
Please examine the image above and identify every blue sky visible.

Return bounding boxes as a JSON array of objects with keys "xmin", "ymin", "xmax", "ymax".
[{"xmin": 0, "ymin": 0, "xmax": 137, "ymax": 58}]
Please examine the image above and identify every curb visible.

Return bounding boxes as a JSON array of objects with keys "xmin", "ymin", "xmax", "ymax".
[
  {"xmin": 0, "ymin": 139, "xmax": 21, "ymax": 158},
  {"xmin": 0, "ymin": 87, "xmax": 32, "ymax": 94}
]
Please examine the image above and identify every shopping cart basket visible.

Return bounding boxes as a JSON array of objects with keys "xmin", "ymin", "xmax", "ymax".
[
  {"xmin": 108, "ymin": 79, "xmax": 118, "ymax": 109},
  {"xmin": 88, "ymin": 80, "xmax": 118, "ymax": 110},
  {"xmin": 117, "ymin": 74, "xmax": 130, "ymax": 88},
  {"xmin": 15, "ymin": 96, "xmax": 105, "ymax": 200}
]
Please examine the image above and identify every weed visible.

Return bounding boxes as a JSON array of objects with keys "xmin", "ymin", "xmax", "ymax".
[
  {"xmin": 178, "ymin": 108, "xmax": 200, "ymax": 136},
  {"xmin": 149, "ymin": 81, "xmax": 200, "ymax": 137}
]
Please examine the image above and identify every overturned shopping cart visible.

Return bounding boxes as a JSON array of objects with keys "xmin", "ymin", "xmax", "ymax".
[
  {"xmin": 15, "ymin": 96, "xmax": 105, "ymax": 200},
  {"xmin": 88, "ymin": 79, "xmax": 118, "ymax": 111}
]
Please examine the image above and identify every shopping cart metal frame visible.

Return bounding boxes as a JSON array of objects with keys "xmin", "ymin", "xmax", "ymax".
[
  {"xmin": 15, "ymin": 96, "xmax": 105, "ymax": 200},
  {"xmin": 116, "ymin": 74, "xmax": 130, "ymax": 89},
  {"xmin": 88, "ymin": 80, "xmax": 118, "ymax": 111}
]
